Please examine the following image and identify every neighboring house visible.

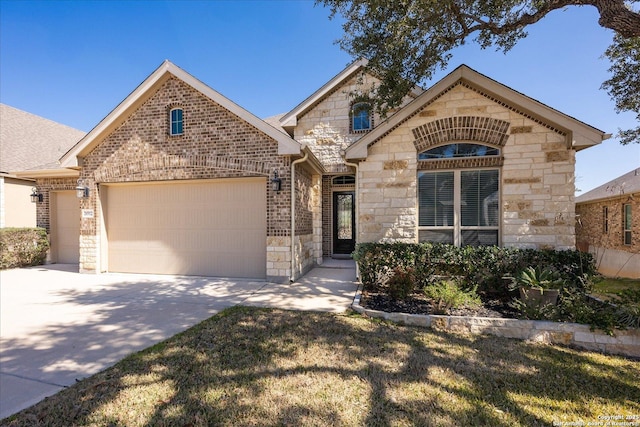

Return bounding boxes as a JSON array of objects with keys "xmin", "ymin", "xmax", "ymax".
[
  {"xmin": 0, "ymin": 104, "xmax": 85, "ymax": 229},
  {"xmin": 576, "ymin": 169, "xmax": 640, "ymax": 278},
  {"xmin": 20, "ymin": 60, "xmax": 608, "ymax": 282}
]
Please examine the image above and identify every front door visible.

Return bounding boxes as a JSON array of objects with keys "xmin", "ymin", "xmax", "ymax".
[{"xmin": 333, "ymin": 191, "xmax": 356, "ymax": 255}]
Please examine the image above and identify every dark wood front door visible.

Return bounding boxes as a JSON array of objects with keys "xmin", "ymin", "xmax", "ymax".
[{"xmin": 333, "ymin": 191, "xmax": 356, "ymax": 255}]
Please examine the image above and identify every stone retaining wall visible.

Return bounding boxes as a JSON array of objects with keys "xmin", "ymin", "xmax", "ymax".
[{"xmin": 351, "ymin": 293, "xmax": 640, "ymax": 359}]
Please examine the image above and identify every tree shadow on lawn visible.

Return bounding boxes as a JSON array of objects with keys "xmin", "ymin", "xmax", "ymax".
[{"xmin": 2, "ymin": 307, "xmax": 639, "ymax": 427}]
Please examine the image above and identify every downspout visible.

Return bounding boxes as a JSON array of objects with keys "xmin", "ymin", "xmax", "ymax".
[{"xmin": 290, "ymin": 149, "xmax": 309, "ymax": 282}]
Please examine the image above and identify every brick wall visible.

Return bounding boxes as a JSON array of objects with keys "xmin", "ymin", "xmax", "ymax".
[
  {"xmin": 34, "ymin": 177, "xmax": 78, "ymax": 233},
  {"xmin": 76, "ymin": 76, "xmax": 292, "ymax": 275},
  {"xmin": 576, "ymin": 196, "xmax": 640, "ymax": 277}
]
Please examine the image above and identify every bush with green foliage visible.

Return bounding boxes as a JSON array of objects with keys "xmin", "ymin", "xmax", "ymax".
[
  {"xmin": 387, "ymin": 267, "xmax": 416, "ymax": 300},
  {"xmin": 353, "ymin": 242, "xmax": 596, "ymax": 296},
  {"xmin": 0, "ymin": 228, "xmax": 49, "ymax": 270},
  {"xmin": 423, "ymin": 279, "xmax": 481, "ymax": 315}
]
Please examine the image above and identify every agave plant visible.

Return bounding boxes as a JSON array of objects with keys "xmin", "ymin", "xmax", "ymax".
[{"xmin": 513, "ymin": 266, "xmax": 564, "ymax": 291}]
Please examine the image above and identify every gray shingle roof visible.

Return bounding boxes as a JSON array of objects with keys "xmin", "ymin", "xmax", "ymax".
[
  {"xmin": 0, "ymin": 104, "xmax": 86, "ymax": 173},
  {"xmin": 576, "ymin": 168, "xmax": 640, "ymax": 203}
]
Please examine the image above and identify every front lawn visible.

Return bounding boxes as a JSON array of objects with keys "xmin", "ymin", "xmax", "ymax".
[
  {"xmin": 593, "ymin": 277, "xmax": 640, "ymax": 298},
  {"xmin": 2, "ymin": 306, "xmax": 638, "ymax": 427}
]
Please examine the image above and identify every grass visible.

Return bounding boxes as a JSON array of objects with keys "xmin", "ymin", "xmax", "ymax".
[
  {"xmin": 2, "ymin": 306, "xmax": 639, "ymax": 427},
  {"xmin": 593, "ymin": 277, "xmax": 640, "ymax": 301}
]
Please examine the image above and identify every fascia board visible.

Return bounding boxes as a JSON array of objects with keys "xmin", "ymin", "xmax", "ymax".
[
  {"xmin": 14, "ymin": 168, "xmax": 80, "ymax": 179},
  {"xmin": 346, "ymin": 65, "xmax": 608, "ymax": 159},
  {"xmin": 61, "ymin": 61, "xmax": 300, "ymax": 167},
  {"xmin": 280, "ymin": 59, "xmax": 368, "ymax": 128},
  {"xmin": 167, "ymin": 64, "xmax": 301, "ymax": 155},
  {"xmin": 60, "ymin": 61, "xmax": 174, "ymax": 168}
]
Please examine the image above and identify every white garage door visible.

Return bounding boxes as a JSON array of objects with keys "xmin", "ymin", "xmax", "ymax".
[
  {"xmin": 104, "ymin": 178, "xmax": 266, "ymax": 278},
  {"xmin": 52, "ymin": 191, "xmax": 80, "ymax": 264}
]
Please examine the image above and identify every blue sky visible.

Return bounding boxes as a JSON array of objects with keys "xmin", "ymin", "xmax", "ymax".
[{"xmin": 1, "ymin": 0, "xmax": 638, "ymax": 194}]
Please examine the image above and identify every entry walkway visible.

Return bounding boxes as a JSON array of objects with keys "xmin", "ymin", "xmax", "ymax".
[{"xmin": 0, "ymin": 260, "xmax": 358, "ymax": 420}]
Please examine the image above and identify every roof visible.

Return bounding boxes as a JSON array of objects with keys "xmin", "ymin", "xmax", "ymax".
[
  {"xmin": 576, "ymin": 168, "xmax": 640, "ymax": 204},
  {"xmin": 60, "ymin": 60, "xmax": 301, "ymax": 168},
  {"xmin": 279, "ymin": 58, "xmax": 423, "ymax": 131},
  {"xmin": 346, "ymin": 64, "xmax": 610, "ymax": 160},
  {"xmin": 0, "ymin": 104, "xmax": 85, "ymax": 173}
]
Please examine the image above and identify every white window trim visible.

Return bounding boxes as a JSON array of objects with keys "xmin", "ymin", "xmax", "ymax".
[{"xmin": 418, "ymin": 168, "xmax": 501, "ymax": 247}]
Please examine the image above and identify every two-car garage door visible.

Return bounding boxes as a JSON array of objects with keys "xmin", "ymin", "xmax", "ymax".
[{"xmin": 104, "ymin": 178, "xmax": 266, "ymax": 279}]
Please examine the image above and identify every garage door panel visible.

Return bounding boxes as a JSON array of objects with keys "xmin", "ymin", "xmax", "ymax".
[{"xmin": 106, "ymin": 179, "xmax": 266, "ymax": 278}]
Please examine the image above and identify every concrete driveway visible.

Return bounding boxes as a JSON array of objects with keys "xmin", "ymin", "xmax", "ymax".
[{"xmin": 0, "ymin": 261, "xmax": 358, "ymax": 419}]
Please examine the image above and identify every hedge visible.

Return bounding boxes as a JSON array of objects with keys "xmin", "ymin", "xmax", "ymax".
[
  {"xmin": 353, "ymin": 242, "xmax": 596, "ymax": 296},
  {"xmin": 0, "ymin": 228, "xmax": 49, "ymax": 270}
]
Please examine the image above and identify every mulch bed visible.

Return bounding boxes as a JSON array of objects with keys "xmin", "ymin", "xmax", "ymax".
[{"xmin": 360, "ymin": 290, "xmax": 520, "ymax": 319}]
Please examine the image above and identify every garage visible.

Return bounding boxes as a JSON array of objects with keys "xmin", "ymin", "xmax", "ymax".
[
  {"xmin": 51, "ymin": 191, "xmax": 80, "ymax": 264},
  {"xmin": 103, "ymin": 178, "xmax": 267, "ymax": 278}
]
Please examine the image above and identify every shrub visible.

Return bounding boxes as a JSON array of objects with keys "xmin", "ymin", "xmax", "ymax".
[
  {"xmin": 0, "ymin": 228, "xmax": 49, "ymax": 270},
  {"xmin": 353, "ymin": 242, "xmax": 595, "ymax": 297},
  {"xmin": 387, "ymin": 267, "xmax": 416, "ymax": 300},
  {"xmin": 613, "ymin": 289, "xmax": 640, "ymax": 329},
  {"xmin": 423, "ymin": 279, "xmax": 481, "ymax": 315}
]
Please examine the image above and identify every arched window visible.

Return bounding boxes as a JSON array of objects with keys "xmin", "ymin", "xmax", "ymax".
[
  {"xmin": 417, "ymin": 143, "xmax": 500, "ymax": 247},
  {"xmin": 351, "ymin": 102, "xmax": 372, "ymax": 133},
  {"xmin": 170, "ymin": 108, "xmax": 183, "ymax": 135},
  {"xmin": 418, "ymin": 143, "xmax": 500, "ymax": 160}
]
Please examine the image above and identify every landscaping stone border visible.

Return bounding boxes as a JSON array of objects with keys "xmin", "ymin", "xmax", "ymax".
[{"xmin": 351, "ymin": 292, "xmax": 640, "ymax": 359}]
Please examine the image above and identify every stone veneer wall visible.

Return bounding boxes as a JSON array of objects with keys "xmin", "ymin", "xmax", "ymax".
[
  {"xmin": 293, "ymin": 72, "xmax": 415, "ymax": 174},
  {"xmin": 357, "ymin": 84, "xmax": 577, "ymax": 249},
  {"xmin": 294, "ymin": 73, "xmax": 382, "ymax": 174},
  {"xmin": 352, "ymin": 293, "xmax": 640, "ymax": 358},
  {"xmin": 78, "ymin": 77, "xmax": 292, "ymax": 277},
  {"xmin": 576, "ymin": 195, "xmax": 640, "ymax": 278},
  {"xmin": 291, "ymin": 165, "xmax": 322, "ymax": 279}
]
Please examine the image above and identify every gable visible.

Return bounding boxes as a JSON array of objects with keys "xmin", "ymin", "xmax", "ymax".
[
  {"xmin": 346, "ymin": 65, "xmax": 608, "ymax": 160},
  {"xmin": 60, "ymin": 61, "xmax": 300, "ymax": 169},
  {"xmin": 83, "ymin": 77, "xmax": 284, "ymax": 182}
]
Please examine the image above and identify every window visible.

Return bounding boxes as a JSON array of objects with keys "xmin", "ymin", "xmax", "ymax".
[
  {"xmin": 351, "ymin": 102, "xmax": 371, "ymax": 132},
  {"xmin": 624, "ymin": 204, "xmax": 632, "ymax": 245},
  {"xmin": 418, "ymin": 143, "xmax": 500, "ymax": 160},
  {"xmin": 418, "ymin": 169, "xmax": 499, "ymax": 246},
  {"xmin": 332, "ymin": 175, "xmax": 356, "ymax": 185},
  {"xmin": 170, "ymin": 108, "xmax": 183, "ymax": 135},
  {"xmin": 603, "ymin": 206, "xmax": 609, "ymax": 234}
]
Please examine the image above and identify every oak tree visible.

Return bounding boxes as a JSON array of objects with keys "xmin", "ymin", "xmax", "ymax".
[{"xmin": 319, "ymin": 0, "xmax": 640, "ymax": 143}]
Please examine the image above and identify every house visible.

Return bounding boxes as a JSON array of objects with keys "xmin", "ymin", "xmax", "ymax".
[
  {"xmin": 576, "ymin": 169, "xmax": 640, "ymax": 278},
  {"xmin": 21, "ymin": 60, "xmax": 608, "ymax": 282},
  {"xmin": 0, "ymin": 104, "xmax": 85, "ymax": 230}
]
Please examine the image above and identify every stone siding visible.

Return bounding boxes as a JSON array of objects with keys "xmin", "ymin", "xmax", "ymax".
[
  {"xmin": 356, "ymin": 84, "xmax": 577, "ymax": 249},
  {"xmin": 77, "ymin": 76, "xmax": 292, "ymax": 275},
  {"xmin": 294, "ymin": 73, "xmax": 414, "ymax": 174},
  {"xmin": 352, "ymin": 294, "xmax": 640, "ymax": 359}
]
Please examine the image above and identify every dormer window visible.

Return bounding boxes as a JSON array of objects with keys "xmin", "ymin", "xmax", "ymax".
[
  {"xmin": 351, "ymin": 102, "xmax": 372, "ymax": 133},
  {"xmin": 170, "ymin": 107, "xmax": 183, "ymax": 135}
]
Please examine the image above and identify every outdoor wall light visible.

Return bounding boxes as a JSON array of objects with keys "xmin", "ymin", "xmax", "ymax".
[
  {"xmin": 30, "ymin": 187, "xmax": 43, "ymax": 203},
  {"xmin": 75, "ymin": 180, "xmax": 90, "ymax": 199},
  {"xmin": 271, "ymin": 170, "xmax": 282, "ymax": 192}
]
